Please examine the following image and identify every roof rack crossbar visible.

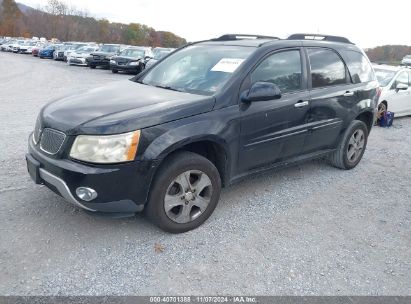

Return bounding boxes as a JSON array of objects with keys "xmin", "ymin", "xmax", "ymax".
[
  {"xmin": 288, "ymin": 33, "xmax": 353, "ymax": 44},
  {"xmin": 212, "ymin": 34, "xmax": 280, "ymax": 41}
]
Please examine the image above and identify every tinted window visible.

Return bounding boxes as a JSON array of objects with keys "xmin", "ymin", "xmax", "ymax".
[
  {"xmin": 392, "ymin": 72, "xmax": 409, "ymax": 89},
  {"xmin": 308, "ymin": 48, "xmax": 346, "ymax": 88},
  {"xmin": 250, "ymin": 50, "xmax": 302, "ymax": 93},
  {"xmin": 343, "ymin": 51, "xmax": 375, "ymax": 83}
]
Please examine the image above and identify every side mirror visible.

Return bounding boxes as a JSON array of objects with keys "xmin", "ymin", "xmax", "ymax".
[
  {"xmin": 396, "ymin": 83, "xmax": 408, "ymax": 91},
  {"xmin": 241, "ymin": 81, "xmax": 282, "ymax": 102}
]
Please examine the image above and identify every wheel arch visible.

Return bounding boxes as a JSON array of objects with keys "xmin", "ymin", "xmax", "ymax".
[
  {"xmin": 355, "ymin": 110, "xmax": 374, "ymax": 133},
  {"xmin": 145, "ymin": 135, "xmax": 230, "ymax": 188}
]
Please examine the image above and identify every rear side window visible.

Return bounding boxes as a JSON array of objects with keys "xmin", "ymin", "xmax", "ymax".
[
  {"xmin": 250, "ymin": 50, "xmax": 302, "ymax": 94},
  {"xmin": 342, "ymin": 50, "xmax": 375, "ymax": 83},
  {"xmin": 308, "ymin": 48, "xmax": 346, "ymax": 88}
]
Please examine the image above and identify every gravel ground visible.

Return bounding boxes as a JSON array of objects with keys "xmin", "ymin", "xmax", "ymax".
[{"xmin": 0, "ymin": 52, "xmax": 410, "ymax": 296}]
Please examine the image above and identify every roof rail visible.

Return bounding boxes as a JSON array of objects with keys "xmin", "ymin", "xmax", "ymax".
[
  {"xmin": 288, "ymin": 33, "xmax": 353, "ymax": 44},
  {"xmin": 212, "ymin": 34, "xmax": 279, "ymax": 41}
]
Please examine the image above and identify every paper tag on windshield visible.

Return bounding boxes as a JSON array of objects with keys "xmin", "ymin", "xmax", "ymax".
[{"xmin": 211, "ymin": 58, "xmax": 245, "ymax": 73}]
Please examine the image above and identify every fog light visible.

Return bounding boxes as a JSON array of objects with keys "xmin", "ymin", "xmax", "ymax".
[{"xmin": 76, "ymin": 187, "xmax": 97, "ymax": 201}]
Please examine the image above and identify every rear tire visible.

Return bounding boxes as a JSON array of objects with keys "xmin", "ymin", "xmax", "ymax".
[
  {"xmin": 329, "ymin": 120, "xmax": 368, "ymax": 170},
  {"xmin": 111, "ymin": 69, "xmax": 118, "ymax": 74},
  {"xmin": 89, "ymin": 65, "xmax": 96, "ymax": 69},
  {"xmin": 145, "ymin": 151, "xmax": 221, "ymax": 233}
]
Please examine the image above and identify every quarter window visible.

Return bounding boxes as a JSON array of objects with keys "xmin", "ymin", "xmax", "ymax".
[
  {"xmin": 308, "ymin": 48, "xmax": 346, "ymax": 88},
  {"xmin": 250, "ymin": 50, "xmax": 302, "ymax": 94},
  {"xmin": 342, "ymin": 50, "xmax": 375, "ymax": 83}
]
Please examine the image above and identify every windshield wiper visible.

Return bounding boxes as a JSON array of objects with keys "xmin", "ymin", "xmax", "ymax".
[{"xmin": 153, "ymin": 84, "xmax": 182, "ymax": 92}]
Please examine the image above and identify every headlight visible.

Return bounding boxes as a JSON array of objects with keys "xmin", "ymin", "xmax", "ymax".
[
  {"xmin": 110, "ymin": 59, "xmax": 116, "ymax": 64},
  {"xmin": 129, "ymin": 61, "xmax": 140, "ymax": 66},
  {"xmin": 70, "ymin": 130, "xmax": 140, "ymax": 164}
]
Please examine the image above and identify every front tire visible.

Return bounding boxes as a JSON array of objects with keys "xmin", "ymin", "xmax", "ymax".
[
  {"xmin": 111, "ymin": 69, "xmax": 118, "ymax": 74},
  {"xmin": 89, "ymin": 65, "xmax": 96, "ymax": 69},
  {"xmin": 145, "ymin": 151, "xmax": 221, "ymax": 233},
  {"xmin": 329, "ymin": 120, "xmax": 368, "ymax": 170}
]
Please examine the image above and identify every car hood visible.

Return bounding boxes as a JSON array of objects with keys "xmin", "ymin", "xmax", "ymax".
[
  {"xmin": 112, "ymin": 56, "xmax": 142, "ymax": 62},
  {"xmin": 91, "ymin": 51, "xmax": 116, "ymax": 57},
  {"xmin": 41, "ymin": 81, "xmax": 215, "ymax": 135}
]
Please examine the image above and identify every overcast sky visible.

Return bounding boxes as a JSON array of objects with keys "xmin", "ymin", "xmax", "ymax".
[{"xmin": 18, "ymin": 0, "xmax": 411, "ymax": 48}]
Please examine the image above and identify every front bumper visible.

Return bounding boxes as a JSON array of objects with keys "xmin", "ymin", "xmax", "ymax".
[
  {"xmin": 110, "ymin": 63, "xmax": 140, "ymax": 73},
  {"xmin": 68, "ymin": 57, "xmax": 87, "ymax": 65},
  {"xmin": 26, "ymin": 134, "xmax": 159, "ymax": 214},
  {"xmin": 87, "ymin": 58, "xmax": 110, "ymax": 67}
]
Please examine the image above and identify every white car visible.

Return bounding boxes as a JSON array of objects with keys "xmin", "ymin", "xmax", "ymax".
[
  {"xmin": 67, "ymin": 45, "xmax": 99, "ymax": 66},
  {"xmin": 402, "ymin": 55, "xmax": 411, "ymax": 66},
  {"xmin": 373, "ymin": 64, "xmax": 411, "ymax": 117}
]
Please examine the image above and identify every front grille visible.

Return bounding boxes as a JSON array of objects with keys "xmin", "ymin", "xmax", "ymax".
[{"xmin": 40, "ymin": 128, "xmax": 66, "ymax": 154}]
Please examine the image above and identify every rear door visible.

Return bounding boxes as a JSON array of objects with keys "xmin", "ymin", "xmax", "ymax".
[
  {"xmin": 238, "ymin": 48, "xmax": 311, "ymax": 173},
  {"xmin": 302, "ymin": 47, "xmax": 354, "ymax": 153}
]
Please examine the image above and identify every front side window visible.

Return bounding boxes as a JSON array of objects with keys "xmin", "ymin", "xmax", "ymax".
[
  {"xmin": 250, "ymin": 50, "xmax": 302, "ymax": 94},
  {"xmin": 140, "ymin": 45, "xmax": 255, "ymax": 96},
  {"xmin": 392, "ymin": 72, "xmax": 409, "ymax": 89},
  {"xmin": 308, "ymin": 48, "xmax": 346, "ymax": 88}
]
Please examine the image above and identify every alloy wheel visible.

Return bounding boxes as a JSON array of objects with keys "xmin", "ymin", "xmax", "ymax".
[
  {"xmin": 164, "ymin": 170, "xmax": 213, "ymax": 224},
  {"xmin": 347, "ymin": 129, "xmax": 365, "ymax": 163}
]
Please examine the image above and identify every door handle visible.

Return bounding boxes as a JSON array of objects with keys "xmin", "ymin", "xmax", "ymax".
[
  {"xmin": 343, "ymin": 91, "xmax": 355, "ymax": 97},
  {"xmin": 294, "ymin": 100, "xmax": 309, "ymax": 108}
]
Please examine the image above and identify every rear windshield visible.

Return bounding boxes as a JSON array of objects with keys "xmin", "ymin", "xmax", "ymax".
[{"xmin": 139, "ymin": 45, "xmax": 255, "ymax": 96}]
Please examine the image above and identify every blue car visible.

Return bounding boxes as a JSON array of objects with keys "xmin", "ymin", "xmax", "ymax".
[{"xmin": 39, "ymin": 45, "xmax": 58, "ymax": 59}]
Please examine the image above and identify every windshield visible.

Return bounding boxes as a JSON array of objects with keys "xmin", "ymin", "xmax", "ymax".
[
  {"xmin": 77, "ymin": 47, "xmax": 95, "ymax": 54},
  {"xmin": 374, "ymin": 68, "xmax": 396, "ymax": 87},
  {"xmin": 140, "ymin": 45, "xmax": 255, "ymax": 95},
  {"xmin": 154, "ymin": 50, "xmax": 171, "ymax": 60},
  {"xmin": 100, "ymin": 45, "xmax": 120, "ymax": 53},
  {"xmin": 120, "ymin": 48, "xmax": 145, "ymax": 58}
]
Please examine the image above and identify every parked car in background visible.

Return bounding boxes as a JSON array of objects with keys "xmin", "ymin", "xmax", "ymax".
[
  {"xmin": 109, "ymin": 47, "xmax": 152, "ymax": 74},
  {"xmin": 1, "ymin": 39, "xmax": 17, "ymax": 52},
  {"xmin": 11, "ymin": 40, "xmax": 26, "ymax": 53},
  {"xmin": 374, "ymin": 64, "xmax": 411, "ymax": 117},
  {"xmin": 53, "ymin": 45, "xmax": 68, "ymax": 61},
  {"xmin": 401, "ymin": 55, "xmax": 411, "ymax": 66},
  {"xmin": 39, "ymin": 44, "xmax": 61, "ymax": 59},
  {"xmin": 32, "ymin": 43, "xmax": 46, "ymax": 57},
  {"xmin": 145, "ymin": 48, "xmax": 175, "ymax": 69},
  {"xmin": 19, "ymin": 41, "xmax": 37, "ymax": 54},
  {"xmin": 26, "ymin": 33, "xmax": 379, "ymax": 233},
  {"xmin": 63, "ymin": 43, "xmax": 89, "ymax": 61},
  {"xmin": 67, "ymin": 45, "xmax": 99, "ymax": 66},
  {"xmin": 87, "ymin": 44, "xmax": 126, "ymax": 69}
]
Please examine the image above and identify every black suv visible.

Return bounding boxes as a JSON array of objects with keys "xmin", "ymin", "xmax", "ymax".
[
  {"xmin": 26, "ymin": 34, "xmax": 379, "ymax": 233},
  {"xmin": 86, "ymin": 44, "xmax": 124, "ymax": 69}
]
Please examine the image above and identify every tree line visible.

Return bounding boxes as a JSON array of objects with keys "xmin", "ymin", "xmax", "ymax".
[
  {"xmin": 0, "ymin": 0, "xmax": 187, "ymax": 48},
  {"xmin": 365, "ymin": 45, "xmax": 411, "ymax": 64}
]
